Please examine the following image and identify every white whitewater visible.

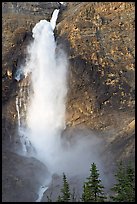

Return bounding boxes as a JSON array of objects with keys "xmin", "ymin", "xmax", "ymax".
[
  {"xmin": 15, "ymin": 6, "xmax": 107, "ymax": 202},
  {"xmin": 36, "ymin": 186, "xmax": 48, "ymax": 202},
  {"xmin": 16, "ymin": 97, "xmax": 21, "ymax": 127},
  {"xmin": 15, "ymin": 82, "xmax": 32, "ymax": 155},
  {"xmin": 50, "ymin": 9, "xmax": 60, "ymax": 30},
  {"xmin": 24, "ymin": 8, "xmax": 68, "ymax": 172},
  {"xmin": 16, "ymin": 8, "xmax": 67, "ymax": 201},
  {"xmin": 15, "ymin": 5, "xmax": 104, "ymax": 177},
  {"xmin": 15, "ymin": 8, "xmax": 67, "ymax": 161}
]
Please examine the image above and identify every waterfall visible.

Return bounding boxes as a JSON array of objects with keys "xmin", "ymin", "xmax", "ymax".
[
  {"xmin": 26, "ymin": 9, "xmax": 68, "ymax": 170},
  {"xmin": 15, "ymin": 2, "xmax": 116, "ymax": 202},
  {"xmin": 15, "ymin": 7, "xmax": 103, "ymax": 177},
  {"xmin": 16, "ymin": 1, "xmax": 106, "ymax": 172},
  {"xmin": 36, "ymin": 186, "xmax": 48, "ymax": 202},
  {"xmin": 15, "ymin": 8, "xmax": 68, "ymax": 201},
  {"xmin": 16, "ymin": 97, "xmax": 21, "ymax": 127},
  {"xmin": 15, "ymin": 8, "xmax": 68, "ymax": 170},
  {"xmin": 15, "ymin": 77, "xmax": 33, "ymax": 155},
  {"xmin": 15, "ymin": 6, "xmax": 107, "ymax": 202}
]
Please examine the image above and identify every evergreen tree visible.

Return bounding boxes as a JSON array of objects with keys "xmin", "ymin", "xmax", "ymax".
[
  {"xmin": 82, "ymin": 162, "xmax": 106, "ymax": 202},
  {"xmin": 82, "ymin": 182, "xmax": 92, "ymax": 202},
  {"xmin": 57, "ymin": 173, "xmax": 71, "ymax": 202},
  {"xmin": 111, "ymin": 162, "xmax": 135, "ymax": 202}
]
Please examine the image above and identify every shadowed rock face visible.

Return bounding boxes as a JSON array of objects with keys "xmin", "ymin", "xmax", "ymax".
[
  {"xmin": 2, "ymin": 151, "xmax": 50, "ymax": 202},
  {"xmin": 2, "ymin": 2, "xmax": 135, "ymax": 202}
]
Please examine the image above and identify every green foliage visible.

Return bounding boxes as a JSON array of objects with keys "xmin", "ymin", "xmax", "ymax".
[
  {"xmin": 111, "ymin": 162, "xmax": 135, "ymax": 202},
  {"xmin": 82, "ymin": 182, "xmax": 92, "ymax": 202},
  {"xmin": 48, "ymin": 161, "xmax": 135, "ymax": 202},
  {"xmin": 57, "ymin": 173, "xmax": 71, "ymax": 202},
  {"xmin": 81, "ymin": 162, "xmax": 106, "ymax": 202}
]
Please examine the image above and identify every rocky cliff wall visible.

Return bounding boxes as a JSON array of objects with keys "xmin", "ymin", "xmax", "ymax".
[
  {"xmin": 2, "ymin": 2, "xmax": 135, "ymax": 202},
  {"xmin": 57, "ymin": 2, "xmax": 135, "ymax": 130},
  {"xmin": 56, "ymin": 2, "xmax": 135, "ymax": 164}
]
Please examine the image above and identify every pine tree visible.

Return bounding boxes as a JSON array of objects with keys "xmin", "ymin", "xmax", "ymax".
[
  {"xmin": 111, "ymin": 162, "xmax": 135, "ymax": 202},
  {"xmin": 82, "ymin": 162, "xmax": 106, "ymax": 202},
  {"xmin": 82, "ymin": 182, "xmax": 92, "ymax": 202},
  {"xmin": 57, "ymin": 173, "xmax": 71, "ymax": 202}
]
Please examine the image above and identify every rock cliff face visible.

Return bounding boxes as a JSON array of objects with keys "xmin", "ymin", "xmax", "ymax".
[
  {"xmin": 2, "ymin": 2, "xmax": 135, "ymax": 202},
  {"xmin": 57, "ymin": 2, "xmax": 135, "ymax": 129},
  {"xmin": 56, "ymin": 2, "xmax": 135, "ymax": 163}
]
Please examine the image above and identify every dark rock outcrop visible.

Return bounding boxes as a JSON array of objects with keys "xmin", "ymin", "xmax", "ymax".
[{"xmin": 2, "ymin": 151, "xmax": 49, "ymax": 202}]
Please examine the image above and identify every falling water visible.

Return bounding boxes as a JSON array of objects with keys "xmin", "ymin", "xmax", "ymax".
[
  {"xmin": 15, "ymin": 81, "xmax": 32, "ymax": 155},
  {"xmin": 15, "ymin": 5, "xmax": 105, "ymax": 176},
  {"xmin": 15, "ymin": 7, "xmax": 109, "ymax": 202},
  {"xmin": 15, "ymin": 8, "xmax": 67, "ymax": 201},
  {"xmin": 16, "ymin": 97, "xmax": 21, "ymax": 127},
  {"xmin": 36, "ymin": 186, "xmax": 48, "ymax": 202},
  {"xmin": 25, "ymin": 8, "xmax": 68, "ymax": 170},
  {"xmin": 15, "ymin": 7, "xmax": 71, "ymax": 169}
]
